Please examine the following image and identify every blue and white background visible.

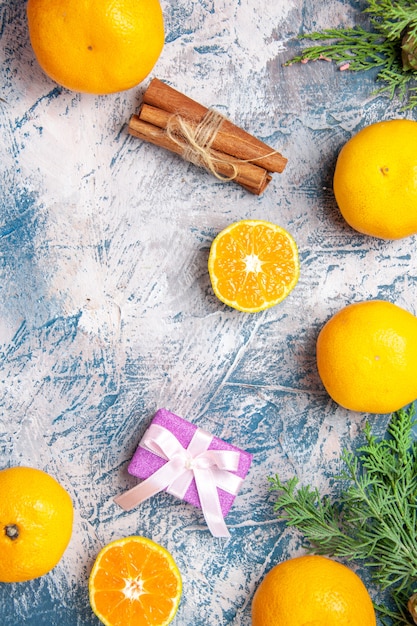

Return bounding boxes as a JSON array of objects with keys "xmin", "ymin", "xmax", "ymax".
[{"xmin": 1, "ymin": 0, "xmax": 416, "ymax": 624}]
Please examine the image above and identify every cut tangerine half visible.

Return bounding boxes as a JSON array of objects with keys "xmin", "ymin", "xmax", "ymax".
[
  {"xmin": 89, "ymin": 536, "xmax": 182, "ymax": 626},
  {"xmin": 208, "ymin": 220, "xmax": 299, "ymax": 313}
]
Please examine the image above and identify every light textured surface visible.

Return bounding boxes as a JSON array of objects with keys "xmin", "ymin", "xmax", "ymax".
[{"xmin": 0, "ymin": 0, "xmax": 416, "ymax": 624}]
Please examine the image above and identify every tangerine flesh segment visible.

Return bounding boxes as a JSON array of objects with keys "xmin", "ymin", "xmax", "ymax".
[
  {"xmin": 98, "ymin": 545, "xmax": 130, "ymax": 578},
  {"xmin": 208, "ymin": 220, "xmax": 299, "ymax": 313}
]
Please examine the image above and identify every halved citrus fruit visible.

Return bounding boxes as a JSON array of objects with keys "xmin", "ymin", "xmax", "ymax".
[
  {"xmin": 208, "ymin": 219, "xmax": 299, "ymax": 313},
  {"xmin": 89, "ymin": 536, "xmax": 182, "ymax": 626}
]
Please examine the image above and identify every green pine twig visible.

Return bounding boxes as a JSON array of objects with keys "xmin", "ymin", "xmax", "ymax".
[
  {"xmin": 364, "ymin": 0, "xmax": 417, "ymax": 41},
  {"xmin": 269, "ymin": 404, "xmax": 417, "ymax": 625},
  {"xmin": 285, "ymin": 0, "xmax": 417, "ymax": 109},
  {"xmin": 286, "ymin": 27, "xmax": 398, "ymax": 71}
]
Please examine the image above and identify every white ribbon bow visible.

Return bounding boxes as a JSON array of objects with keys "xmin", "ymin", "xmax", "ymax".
[{"xmin": 114, "ymin": 423, "xmax": 243, "ymax": 537}]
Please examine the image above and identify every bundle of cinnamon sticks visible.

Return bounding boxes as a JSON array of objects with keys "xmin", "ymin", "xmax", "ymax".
[{"xmin": 128, "ymin": 78, "xmax": 287, "ymax": 195}]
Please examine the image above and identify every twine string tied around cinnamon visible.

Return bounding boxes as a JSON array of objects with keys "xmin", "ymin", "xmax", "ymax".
[
  {"xmin": 165, "ymin": 109, "xmax": 281, "ymax": 182},
  {"xmin": 166, "ymin": 108, "xmax": 239, "ymax": 181}
]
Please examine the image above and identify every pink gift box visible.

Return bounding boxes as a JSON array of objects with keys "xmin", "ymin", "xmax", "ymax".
[{"xmin": 127, "ymin": 408, "xmax": 253, "ymax": 518}]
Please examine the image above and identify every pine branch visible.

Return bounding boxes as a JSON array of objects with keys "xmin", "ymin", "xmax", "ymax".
[
  {"xmin": 285, "ymin": 1, "xmax": 417, "ymax": 109},
  {"xmin": 364, "ymin": 0, "xmax": 417, "ymax": 41},
  {"xmin": 269, "ymin": 404, "xmax": 417, "ymax": 625},
  {"xmin": 267, "ymin": 475, "xmax": 355, "ymax": 556},
  {"xmin": 286, "ymin": 28, "xmax": 398, "ymax": 71}
]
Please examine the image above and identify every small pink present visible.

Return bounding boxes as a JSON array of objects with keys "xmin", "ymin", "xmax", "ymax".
[{"xmin": 114, "ymin": 408, "xmax": 253, "ymax": 537}]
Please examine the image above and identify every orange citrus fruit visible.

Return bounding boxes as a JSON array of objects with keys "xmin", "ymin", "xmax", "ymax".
[
  {"xmin": 208, "ymin": 220, "xmax": 299, "ymax": 313},
  {"xmin": 316, "ymin": 299, "xmax": 417, "ymax": 414},
  {"xmin": 89, "ymin": 536, "xmax": 182, "ymax": 626},
  {"xmin": 0, "ymin": 466, "xmax": 73, "ymax": 583},
  {"xmin": 252, "ymin": 554, "xmax": 376, "ymax": 626},
  {"xmin": 27, "ymin": 0, "xmax": 165, "ymax": 94},
  {"xmin": 333, "ymin": 119, "xmax": 417, "ymax": 239}
]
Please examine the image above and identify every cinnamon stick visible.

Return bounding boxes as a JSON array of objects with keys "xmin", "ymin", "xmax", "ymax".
[
  {"xmin": 141, "ymin": 78, "xmax": 287, "ymax": 174},
  {"xmin": 129, "ymin": 116, "xmax": 272, "ymax": 195}
]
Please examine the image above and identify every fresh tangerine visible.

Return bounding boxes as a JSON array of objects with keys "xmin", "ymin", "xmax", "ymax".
[
  {"xmin": 208, "ymin": 220, "xmax": 299, "ymax": 313},
  {"xmin": 316, "ymin": 299, "xmax": 417, "ymax": 413},
  {"xmin": 333, "ymin": 119, "xmax": 417, "ymax": 239},
  {"xmin": 0, "ymin": 466, "xmax": 73, "ymax": 582},
  {"xmin": 27, "ymin": 0, "xmax": 165, "ymax": 94},
  {"xmin": 89, "ymin": 536, "xmax": 182, "ymax": 626},
  {"xmin": 252, "ymin": 554, "xmax": 376, "ymax": 626}
]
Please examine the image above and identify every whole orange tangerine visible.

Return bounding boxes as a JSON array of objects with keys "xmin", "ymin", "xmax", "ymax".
[
  {"xmin": 316, "ymin": 299, "xmax": 417, "ymax": 413},
  {"xmin": 252, "ymin": 554, "xmax": 376, "ymax": 626},
  {"xmin": 27, "ymin": 0, "xmax": 165, "ymax": 94},
  {"xmin": 0, "ymin": 466, "xmax": 73, "ymax": 583},
  {"xmin": 333, "ymin": 119, "xmax": 417, "ymax": 239}
]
